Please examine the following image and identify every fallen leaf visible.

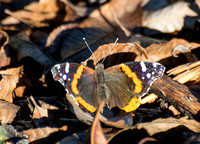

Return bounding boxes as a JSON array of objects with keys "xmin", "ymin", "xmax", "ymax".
[
  {"xmin": 142, "ymin": 1, "xmax": 197, "ymax": 33},
  {"xmin": 9, "ymin": 35, "xmax": 55, "ymax": 68},
  {"xmin": 22, "ymin": 126, "xmax": 64, "ymax": 143},
  {"xmin": 90, "ymin": 101, "xmax": 106, "ymax": 144},
  {"xmin": 30, "ymin": 96, "xmax": 48, "ymax": 119},
  {"xmin": 0, "ymin": 30, "xmax": 11, "ymax": 68},
  {"xmin": 0, "ymin": 100, "xmax": 20, "ymax": 125},
  {"xmin": 0, "ymin": 66, "xmax": 21, "ymax": 102},
  {"xmin": 83, "ymin": 38, "xmax": 200, "ymax": 69},
  {"xmin": 57, "ymin": 131, "xmax": 87, "ymax": 144},
  {"xmin": 108, "ymin": 117, "xmax": 200, "ymax": 143},
  {"xmin": 80, "ymin": 0, "xmax": 143, "ymax": 30},
  {"xmin": 0, "ymin": 125, "xmax": 28, "ymax": 143},
  {"xmin": 167, "ymin": 60, "xmax": 200, "ymax": 84},
  {"xmin": 135, "ymin": 38, "xmax": 200, "ymax": 68},
  {"xmin": 136, "ymin": 117, "xmax": 200, "ymax": 135},
  {"xmin": 4, "ymin": 0, "xmax": 66, "ymax": 27}
]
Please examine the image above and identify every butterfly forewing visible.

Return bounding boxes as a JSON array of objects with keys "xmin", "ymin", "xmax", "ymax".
[{"xmin": 51, "ymin": 63, "xmax": 100, "ymax": 110}]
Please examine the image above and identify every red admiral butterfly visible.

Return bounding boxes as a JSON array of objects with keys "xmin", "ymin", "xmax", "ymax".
[{"xmin": 51, "ymin": 61, "xmax": 165, "ymax": 113}]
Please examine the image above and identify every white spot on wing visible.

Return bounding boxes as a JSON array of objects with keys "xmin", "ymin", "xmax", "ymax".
[
  {"xmin": 153, "ymin": 63, "xmax": 158, "ymax": 68},
  {"xmin": 56, "ymin": 64, "xmax": 61, "ymax": 70},
  {"xmin": 146, "ymin": 73, "xmax": 151, "ymax": 78},
  {"xmin": 63, "ymin": 74, "xmax": 67, "ymax": 80},
  {"xmin": 140, "ymin": 61, "xmax": 146, "ymax": 72},
  {"xmin": 65, "ymin": 63, "xmax": 70, "ymax": 73}
]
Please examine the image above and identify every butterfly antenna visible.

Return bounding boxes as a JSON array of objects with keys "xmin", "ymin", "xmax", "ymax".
[
  {"xmin": 83, "ymin": 37, "xmax": 97, "ymax": 61},
  {"xmin": 101, "ymin": 38, "xmax": 119, "ymax": 64}
]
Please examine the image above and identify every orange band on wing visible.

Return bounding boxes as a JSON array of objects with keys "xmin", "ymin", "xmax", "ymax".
[
  {"xmin": 119, "ymin": 64, "xmax": 142, "ymax": 93},
  {"xmin": 121, "ymin": 97, "xmax": 140, "ymax": 112},
  {"xmin": 71, "ymin": 65, "xmax": 85, "ymax": 95},
  {"xmin": 75, "ymin": 96, "xmax": 96, "ymax": 112}
]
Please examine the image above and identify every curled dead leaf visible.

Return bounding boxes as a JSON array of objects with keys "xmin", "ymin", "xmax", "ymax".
[
  {"xmin": 0, "ymin": 30, "xmax": 10, "ymax": 68},
  {"xmin": 0, "ymin": 100, "xmax": 20, "ymax": 125},
  {"xmin": 90, "ymin": 101, "xmax": 107, "ymax": 144},
  {"xmin": 108, "ymin": 117, "xmax": 200, "ymax": 143}
]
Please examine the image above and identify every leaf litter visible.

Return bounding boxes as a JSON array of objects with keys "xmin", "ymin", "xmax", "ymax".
[{"xmin": 0, "ymin": 0, "xmax": 200, "ymax": 143}]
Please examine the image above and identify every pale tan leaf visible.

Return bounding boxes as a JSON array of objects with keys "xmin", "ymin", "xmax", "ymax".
[{"xmin": 143, "ymin": 2, "xmax": 197, "ymax": 33}]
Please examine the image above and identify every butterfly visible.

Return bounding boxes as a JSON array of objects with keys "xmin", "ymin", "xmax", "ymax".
[{"xmin": 51, "ymin": 61, "xmax": 165, "ymax": 113}]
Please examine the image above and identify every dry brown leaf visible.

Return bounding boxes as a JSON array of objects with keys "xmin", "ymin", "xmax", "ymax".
[
  {"xmin": 167, "ymin": 61, "xmax": 200, "ymax": 84},
  {"xmin": 195, "ymin": 0, "xmax": 200, "ymax": 9},
  {"xmin": 5, "ymin": 9, "xmax": 49, "ymax": 27},
  {"xmin": 56, "ymin": 0, "xmax": 143, "ymax": 60},
  {"xmin": 0, "ymin": 100, "xmax": 20, "ymax": 125},
  {"xmin": 29, "ymin": 96, "xmax": 59, "ymax": 127},
  {"xmin": 0, "ymin": 66, "xmax": 22, "ymax": 102},
  {"xmin": 14, "ymin": 86, "xmax": 26, "ymax": 97},
  {"xmin": 24, "ymin": 0, "xmax": 61, "ymax": 13},
  {"xmin": 90, "ymin": 101, "xmax": 107, "ymax": 144},
  {"xmin": 135, "ymin": 38, "xmax": 200, "ymax": 65},
  {"xmin": 136, "ymin": 117, "xmax": 200, "ymax": 135},
  {"xmin": 30, "ymin": 96, "xmax": 48, "ymax": 119},
  {"xmin": 0, "ymin": 30, "xmax": 10, "ymax": 68},
  {"xmin": 22, "ymin": 126, "xmax": 64, "ymax": 143},
  {"xmin": 4, "ymin": 0, "xmax": 65, "ymax": 27},
  {"xmin": 80, "ymin": 0, "xmax": 143, "ymax": 31},
  {"xmin": 84, "ymin": 38, "xmax": 200, "ymax": 69},
  {"xmin": 83, "ymin": 42, "xmax": 144, "ymax": 66},
  {"xmin": 108, "ymin": 117, "xmax": 200, "ymax": 142},
  {"xmin": 0, "ymin": 30, "xmax": 8, "ymax": 49},
  {"xmin": 143, "ymin": 1, "xmax": 197, "ymax": 33}
]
